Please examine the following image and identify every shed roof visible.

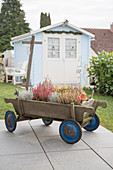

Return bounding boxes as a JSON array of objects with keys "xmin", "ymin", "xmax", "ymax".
[
  {"xmin": 83, "ymin": 28, "xmax": 113, "ymax": 54},
  {"xmin": 11, "ymin": 21, "xmax": 94, "ymax": 43}
]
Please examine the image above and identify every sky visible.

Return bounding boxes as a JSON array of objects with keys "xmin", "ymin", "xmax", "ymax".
[{"xmin": 0, "ymin": 0, "xmax": 113, "ymax": 31}]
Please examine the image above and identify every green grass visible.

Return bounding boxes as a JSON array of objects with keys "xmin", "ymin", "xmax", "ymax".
[
  {"xmin": 0, "ymin": 82, "xmax": 113, "ymax": 132},
  {"xmin": 0, "ymin": 82, "xmax": 23, "ymax": 119}
]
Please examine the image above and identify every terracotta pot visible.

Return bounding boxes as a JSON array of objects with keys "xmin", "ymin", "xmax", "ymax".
[{"xmin": 80, "ymin": 93, "xmax": 87, "ymax": 101}]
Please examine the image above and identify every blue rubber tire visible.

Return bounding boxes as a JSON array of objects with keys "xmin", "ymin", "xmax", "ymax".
[
  {"xmin": 59, "ymin": 120, "xmax": 82, "ymax": 144},
  {"xmin": 84, "ymin": 114, "xmax": 100, "ymax": 131},
  {"xmin": 5, "ymin": 111, "xmax": 17, "ymax": 132},
  {"xmin": 42, "ymin": 119, "xmax": 53, "ymax": 126}
]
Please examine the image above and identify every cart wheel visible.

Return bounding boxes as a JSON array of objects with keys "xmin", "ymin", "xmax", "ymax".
[
  {"xmin": 42, "ymin": 119, "xmax": 53, "ymax": 126},
  {"xmin": 59, "ymin": 120, "xmax": 82, "ymax": 144},
  {"xmin": 5, "ymin": 111, "xmax": 17, "ymax": 132},
  {"xmin": 84, "ymin": 113, "xmax": 100, "ymax": 131}
]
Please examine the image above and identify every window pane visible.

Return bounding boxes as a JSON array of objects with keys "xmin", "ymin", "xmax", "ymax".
[
  {"xmin": 55, "ymin": 52, "xmax": 59, "ymax": 58},
  {"xmin": 53, "ymin": 38, "xmax": 59, "ymax": 44},
  {"xmin": 48, "ymin": 38, "xmax": 53, "ymax": 44},
  {"xmin": 65, "ymin": 39, "xmax": 77, "ymax": 58},
  {"xmin": 48, "ymin": 38, "xmax": 60, "ymax": 58},
  {"xmin": 48, "ymin": 52, "xmax": 53, "ymax": 58}
]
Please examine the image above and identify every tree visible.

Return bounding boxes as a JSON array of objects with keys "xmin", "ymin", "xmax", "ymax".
[
  {"xmin": 40, "ymin": 12, "xmax": 51, "ymax": 28},
  {"xmin": 0, "ymin": 0, "xmax": 31, "ymax": 52}
]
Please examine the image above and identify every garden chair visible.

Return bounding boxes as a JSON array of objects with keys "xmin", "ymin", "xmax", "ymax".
[{"xmin": 5, "ymin": 61, "xmax": 27, "ymax": 85}]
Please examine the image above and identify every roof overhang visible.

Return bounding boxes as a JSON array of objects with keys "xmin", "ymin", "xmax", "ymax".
[{"xmin": 11, "ymin": 21, "xmax": 95, "ymax": 43}]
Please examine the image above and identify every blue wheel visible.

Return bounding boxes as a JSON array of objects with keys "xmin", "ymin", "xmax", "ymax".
[
  {"xmin": 84, "ymin": 114, "xmax": 100, "ymax": 131},
  {"xmin": 5, "ymin": 111, "xmax": 17, "ymax": 132},
  {"xmin": 59, "ymin": 120, "xmax": 82, "ymax": 144},
  {"xmin": 42, "ymin": 119, "xmax": 53, "ymax": 126}
]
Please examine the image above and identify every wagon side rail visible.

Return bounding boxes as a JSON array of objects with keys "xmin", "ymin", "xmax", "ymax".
[
  {"xmin": 82, "ymin": 99, "xmax": 107, "ymax": 112},
  {"xmin": 4, "ymin": 98, "xmax": 21, "ymax": 116},
  {"xmin": 74, "ymin": 105, "xmax": 95, "ymax": 123}
]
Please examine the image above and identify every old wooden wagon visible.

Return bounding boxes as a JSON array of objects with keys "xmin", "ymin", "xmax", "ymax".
[{"xmin": 4, "ymin": 98, "xmax": 107, "ymax": 144}]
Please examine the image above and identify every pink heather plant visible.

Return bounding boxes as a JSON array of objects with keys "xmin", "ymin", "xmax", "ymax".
[{"xmin": 32, "ymin": 78, "xmax": 53, "ymax": 101}]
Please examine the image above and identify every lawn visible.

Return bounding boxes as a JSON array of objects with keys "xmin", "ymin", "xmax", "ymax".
[
  {"xmin": 0, "ymin": 82, "xmax": 23, "ymax": 119},
  {"xmin": 0, "ymin": 82, "xmax": 113, "ymax": 132}
]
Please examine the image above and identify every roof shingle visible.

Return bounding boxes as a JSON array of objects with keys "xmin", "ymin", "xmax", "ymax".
[{"xmin": 83, "ymin": 28, "xmax": 113, "ymax": 54}]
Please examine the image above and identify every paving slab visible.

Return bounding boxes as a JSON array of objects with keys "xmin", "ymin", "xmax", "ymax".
[
  {"xmin": 0, "ymin": 120, "xmax": 43, "ymax": 155},
  {"xmin": 82, "ymin": 128, "xmax": 113, "ymax": 149},
  {"xmin": 0, "ymin": 120, "xmax": 6, "ymax": 131},
  {"xmin": 0, "ymin": 153, "xmax": 53, "ymax": 170},
  {"xmin": 29, "ymin": 119, "xmax": 60, "ymax": 137},
  {"xmin": 95, "ymin": 148, "xmax": 113, "ymax": 168},
  {"xmin": 47, "ymin": 150, "xmax": 112, "ymax": 170},
  {"xmin": 0, "ymin": 119, "xmax": 113, "ymax": 170},
  {"xmin": 38, "ymin": 135, "xmax": 89, "ymax": 152}
]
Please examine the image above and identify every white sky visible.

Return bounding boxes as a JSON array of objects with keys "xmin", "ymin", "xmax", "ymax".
[{"xmin": 0, "ymin": 0, "xmax": 113, "ymax": 30}]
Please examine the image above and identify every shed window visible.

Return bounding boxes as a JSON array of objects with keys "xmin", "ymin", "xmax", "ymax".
[
  {"xmin": 65, "ymin": 39, "xmax": 77, "ymax": 58},
  {"xmin": 48, "ymin": 38, "xmax": 60, "ymax": 58}
]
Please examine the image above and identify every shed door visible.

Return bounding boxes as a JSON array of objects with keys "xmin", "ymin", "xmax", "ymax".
[{"xmin": 43, "ymin": 33, "xmax": 81, "ymax": 84}]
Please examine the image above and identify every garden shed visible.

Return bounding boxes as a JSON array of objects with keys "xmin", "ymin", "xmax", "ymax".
[{"xmin": 11, "ymin": 20, "xmax": 94, "ymax": 86}]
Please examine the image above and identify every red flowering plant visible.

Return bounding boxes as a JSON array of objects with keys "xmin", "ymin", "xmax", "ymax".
[{"xmin": 32, "ymin": 78, "xmax": 54, "ymax": 101}]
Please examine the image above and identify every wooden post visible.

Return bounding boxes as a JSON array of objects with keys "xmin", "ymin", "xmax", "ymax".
[
  {"xmin": 22, "ymin": 35, "xmax": 42, "ymax": 90},
  {"xmin": 25, "ymin": 35, "xmax": 35, "ymax": 90}
]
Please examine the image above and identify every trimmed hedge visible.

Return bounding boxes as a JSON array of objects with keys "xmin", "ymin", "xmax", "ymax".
[{"xmin": 87, "ymin": 51, "xmax": 113, "ymax": 95}]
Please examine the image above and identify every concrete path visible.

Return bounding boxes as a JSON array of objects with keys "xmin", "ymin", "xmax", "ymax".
[{"xmin": 0, "ymin": 119, "xmax": 113, "ymax": 170}]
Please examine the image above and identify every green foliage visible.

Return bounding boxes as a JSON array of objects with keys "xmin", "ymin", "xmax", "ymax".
[
  {"xmin": 0, "ymin": 82, "xmax": 22, "ymax": 119},
  {"xmin": 43, "ymin": 31, "xmax": 82, "ymax": 35},
  {"xmin": 0, "ymin": 0, "xmax": 31, "ymax": 52},
  {"xmin": 87, "ymin": 51, "xmax": 113, "ymax": 95},
  {"xmin": 40, "ymin": 12, "xmax": 51, "ymax": 28}
]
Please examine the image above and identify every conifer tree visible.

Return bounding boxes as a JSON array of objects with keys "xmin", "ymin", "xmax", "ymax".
[
  {"xmin": 40, "ymin": 12, "xmax": 51, "ymax": 28},
  {"xmin": 0, "ymin": 0, "xmax": 31, "ymax": 52}
]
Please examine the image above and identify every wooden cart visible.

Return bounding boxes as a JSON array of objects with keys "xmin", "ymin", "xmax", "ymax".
[{"xmin": 4, "ymin": 98, "xmax": 107, "ymax": 144}]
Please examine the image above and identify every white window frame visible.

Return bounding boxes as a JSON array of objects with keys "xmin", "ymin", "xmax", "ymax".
[
  {"xmin": 65, "ymin": 38, "xmax": 77, "ymax": 59},
  {"xmin": 63, "ymin": 34, "xmax": 81, "ymax": 61},
  {"xmin": 48, "ymin": 37, "xmax": 60, "ymax": 59},
  {"xmin": 43, "ymin": 33, "xmax": 62, "ymax": 61},
  {"xmin": 43, "ymin": 33, "xmax": 81, "ymax": 61}
]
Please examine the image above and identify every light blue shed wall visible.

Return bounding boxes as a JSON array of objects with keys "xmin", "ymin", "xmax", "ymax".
[
  {"xmin": 14, "ymin": 38, "xmax": 30, "ymax": 68},
  {"xmin": 32, "ymin": 32, "xmax": 43, "ymax": 86},
  {"xmin": 47, "ymin": 25, "xmax": 79, "ymax": 32},
  {"xmin": 81, "ymin": 34, "xmax": 90, "ymax": 85},
  {"xmin": 14, "ymin": 33, "xmax": 43, "ymax": 86}
]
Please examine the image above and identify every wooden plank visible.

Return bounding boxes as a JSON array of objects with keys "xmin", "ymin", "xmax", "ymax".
[
  {"xmin": 25, "ymin": 35, "xmax": 35, "ymax": 90},
  {"xmin": 20, "ymin": 99, "xmax": 72, "ymax": 120},
  {"xmin": 22, "ymin": 41, "xmax": 42, "ymax": 44},
  {"xmin": 71, "ymin": 103, "xmax": 75, "ymax": 119}
]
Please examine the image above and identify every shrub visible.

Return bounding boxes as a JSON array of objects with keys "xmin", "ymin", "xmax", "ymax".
[{"xmin": 87, "ymin": 51, "xmax": 113, "ymax": 95}]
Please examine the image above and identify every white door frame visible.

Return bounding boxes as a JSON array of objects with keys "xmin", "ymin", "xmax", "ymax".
[{"xmin": 43, "ymin": 32, "xmax": 81, "ymax": 84}]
